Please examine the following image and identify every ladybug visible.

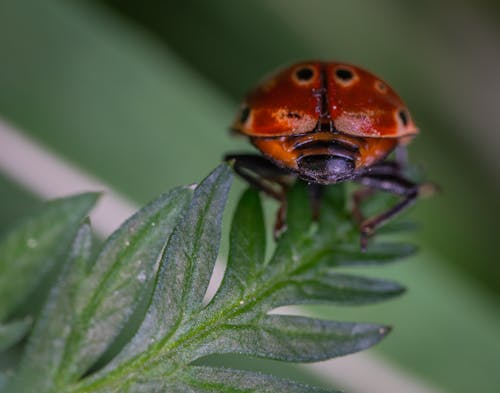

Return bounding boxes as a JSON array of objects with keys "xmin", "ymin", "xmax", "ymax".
[{"xmin": 226, "ymin": 61, "xmax": 425, "ymax": 249}]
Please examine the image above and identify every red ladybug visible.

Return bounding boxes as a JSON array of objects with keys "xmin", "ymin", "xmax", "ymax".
[{"xmin": 226, "ymin": 61, "xmax": 425, "ymax": 249}]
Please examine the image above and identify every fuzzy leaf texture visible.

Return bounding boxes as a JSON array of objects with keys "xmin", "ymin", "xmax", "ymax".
[{"xmin": 0, "ymin": 164, "xmax": 415, "ymax": 393}]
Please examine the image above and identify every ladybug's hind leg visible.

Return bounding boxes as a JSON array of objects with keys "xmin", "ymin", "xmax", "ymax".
[
  {"xmin": 224, "ymin": 153, "xmax": 296, "ymax": 236},
  {"xmin": 351, "ymin": 160, "xmax": 404, "ymax": 224},
  {"xmin": 352, "ymin": 187, "xmax": 376, "ymax": 225},
  {"xmin": 355, "ymin": 163, "xmax": 419, "ymax": 251}
]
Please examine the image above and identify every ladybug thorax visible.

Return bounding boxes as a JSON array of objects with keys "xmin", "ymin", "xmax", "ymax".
[{"xmin": 252, "ymin": 132, "xmax": 397, "ymax": 184}]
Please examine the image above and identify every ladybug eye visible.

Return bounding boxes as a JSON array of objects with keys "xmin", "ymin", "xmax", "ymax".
[
  {"xmin": 398, "ymin": 109, "xmax": 409, "ymax": 127},
  {"xmin": 240, "ymin": 106, "xmax": 251, "ymax": 124},
  {"xmin": 292, "ymin": 66, "xmax": 316, "ymax": 85}
]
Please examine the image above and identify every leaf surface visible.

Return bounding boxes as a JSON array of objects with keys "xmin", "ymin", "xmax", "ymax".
[
  {"xmin": 6, "ymin": 223, "xmax": 93, "ymax": 393},
  {"xmin": 102, "ymin": 165, "xmax": 232, "ymax": 371},
  {"xmin": 0, "ymin": 167, "xmax": 411, "ymax": 393},
  {"xmin": 59, "ymin": 186, "xmax": 192, "ymax": 380},
  {"xmin": 169, "ymin": 366, "xmax": 339, "ymax": 393},
  {"xmin": 195, "ymin": 315, "xmax": 390, "ymax": 362},
  {"xmin": 215, "ymin": 188, "xmax": 266, "ymax": 301},
  {"xmin": 268, "ymin": 273, "xmax": 405, "ymax": 308},
  {"xmin": 0, "ymin": 193, "xmax": 98, "ymax": 321},
  {"xmin": 0, "ymin": 317, "xmax": 32, "ymax": 352}
]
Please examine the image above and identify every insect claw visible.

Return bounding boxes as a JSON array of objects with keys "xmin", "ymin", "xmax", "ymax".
[
  {"xmin": 419, "ymin": 182, "xmax": 440, "ymax": 198},
  {"xmin": 360, "ymin": 232, "xmax": 370, "ymax": 253}
]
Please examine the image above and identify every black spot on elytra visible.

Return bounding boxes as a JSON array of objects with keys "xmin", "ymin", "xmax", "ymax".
[
  {"xmin": 295, "ymin": 67, "xmax": 314, "ymax": 81},
  {"xmin": 335, "ymin": 68, "xmax": 354, "ymax": 81},
  {"xmin": 376, "ymin": 81, "xmax": 387, "ymax": 92},
  {"xmin": 398, "ymin": 109, "xmax": 409, "ymax": 126},
  {"xmin": 240, "ymin": 106, "xmax": 250, "ymax": 124}
]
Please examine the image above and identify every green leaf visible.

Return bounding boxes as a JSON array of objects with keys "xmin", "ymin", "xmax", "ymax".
[
  {"xmin": 377, "ymin": 220, "xmax": 419, "ymax": 234},
  {"xmin": 321, "ymin": 183, "xmax": 347, "ymax": 212},
  {"xmin": 285, "ymin": 182, "xmax": 312, "ymax": 239},
  {"xmin": 0, "ymin": 317, "xmax": 32, "ymax": 352},
  {"xmin": 268, "ymin": 273, "xmax": 405, "ymax": 308},
  {"xmin": 318, "ymin": 184, "xmax": 349, "ymax": 230},
  {"xmin": 1, "ymin": 167, "xmax": 413, "ymax": 393},
  {"xmin": 331, "ymin": 242, "xmax": 418, "ymax": 266},
  {"xmin": 101, "ymin": 164, "xmax": 232, "ymax": 371},
  {"xmin": 215, "ymin": 188, "xmax": 266, "ymax": 300},
  {"xmin": 0, "ymin": 193, "xmax": 98, "ymax": 321},
  {"xmin": 168, "ymin": 366, "xmax": 339, "ymax": 393},
  {"xmin": 59, "ymin": 186, "xmax": 192, "ymax": 381},
  {"xmin": 6, "ymin": 223, "xmax": 93, "ymax": 393},
  {"xmin": 195, "ymin": 315, "xmax": 390, "ymax": 362}
]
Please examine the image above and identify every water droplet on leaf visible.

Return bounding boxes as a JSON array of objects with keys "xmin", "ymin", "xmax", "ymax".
[
  {"xmin": 27, "ymin": 238, "xmax": 38, "ymax": 248},
  {"xmin": 137, "ymin": 271, "xmax": 146, "ymax": 283}
]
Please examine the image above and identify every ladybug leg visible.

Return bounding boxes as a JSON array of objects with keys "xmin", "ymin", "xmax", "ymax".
[
  {"xmin": 274, "ymin": 201, "xmax": 288, "ymax": 238},
  {"xmin": 224, "ymin": 153, "xmax": 295, "ymax": 237},
  {"xmin": 355, "ymin": 170, "xmax": 419, "ymax": 251},
  {"xmin": 394, "ymin": 145, "xmax": 409, "ymax": 170},
  {"xmin": 366, "ymin": 160, "xmax": 403, "ymax": 176},
  {"xmin": 351, "ymin": 161, "xmax": 403, "ymax": 224},
  {"xmin": 351, "ymin": 187, "xmax": 375, "ymax": 224},
  {"xmin": 224, "ymin": 153, "xmax": 294, "ymax": 200}
]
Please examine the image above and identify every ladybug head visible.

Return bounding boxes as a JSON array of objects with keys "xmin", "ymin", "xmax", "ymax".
[{"xmin": 297, "ymin": 154, "xmax": 355, "ymax": 183}]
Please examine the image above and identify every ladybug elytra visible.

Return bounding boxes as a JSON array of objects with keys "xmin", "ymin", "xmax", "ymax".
[{"xmin": 226, "ymin": 61, "xmax": 426, "ymax": 249}]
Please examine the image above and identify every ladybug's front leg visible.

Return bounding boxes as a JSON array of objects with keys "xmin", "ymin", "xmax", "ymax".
[
  {"xmin": 351, "ymin": 160, "xmax": 404, "ymax": 225},
  {"xmin": 355, "ymin": 165, "xmax": 420, "ymax": 251},
  {"xmin": 224, "ymin": 153, "xmax": 295, "ymax": 236},
  {"xmin": 224, "ymin": 153, "xmax": 295, "ymax": 199}
]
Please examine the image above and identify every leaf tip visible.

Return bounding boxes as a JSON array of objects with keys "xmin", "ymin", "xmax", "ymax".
[
  {"xmin": 378, "ymin": 325, "xmax": 392, "ymax": 338},
  {"xmin": 70, "ymin": 191, "xmax": 101, "ymax": 204}
]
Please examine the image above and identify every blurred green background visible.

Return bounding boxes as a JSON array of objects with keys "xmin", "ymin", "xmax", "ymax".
[{"xmin": 0, "ymin": 0, "xmax": 499, "ymax": 392}]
